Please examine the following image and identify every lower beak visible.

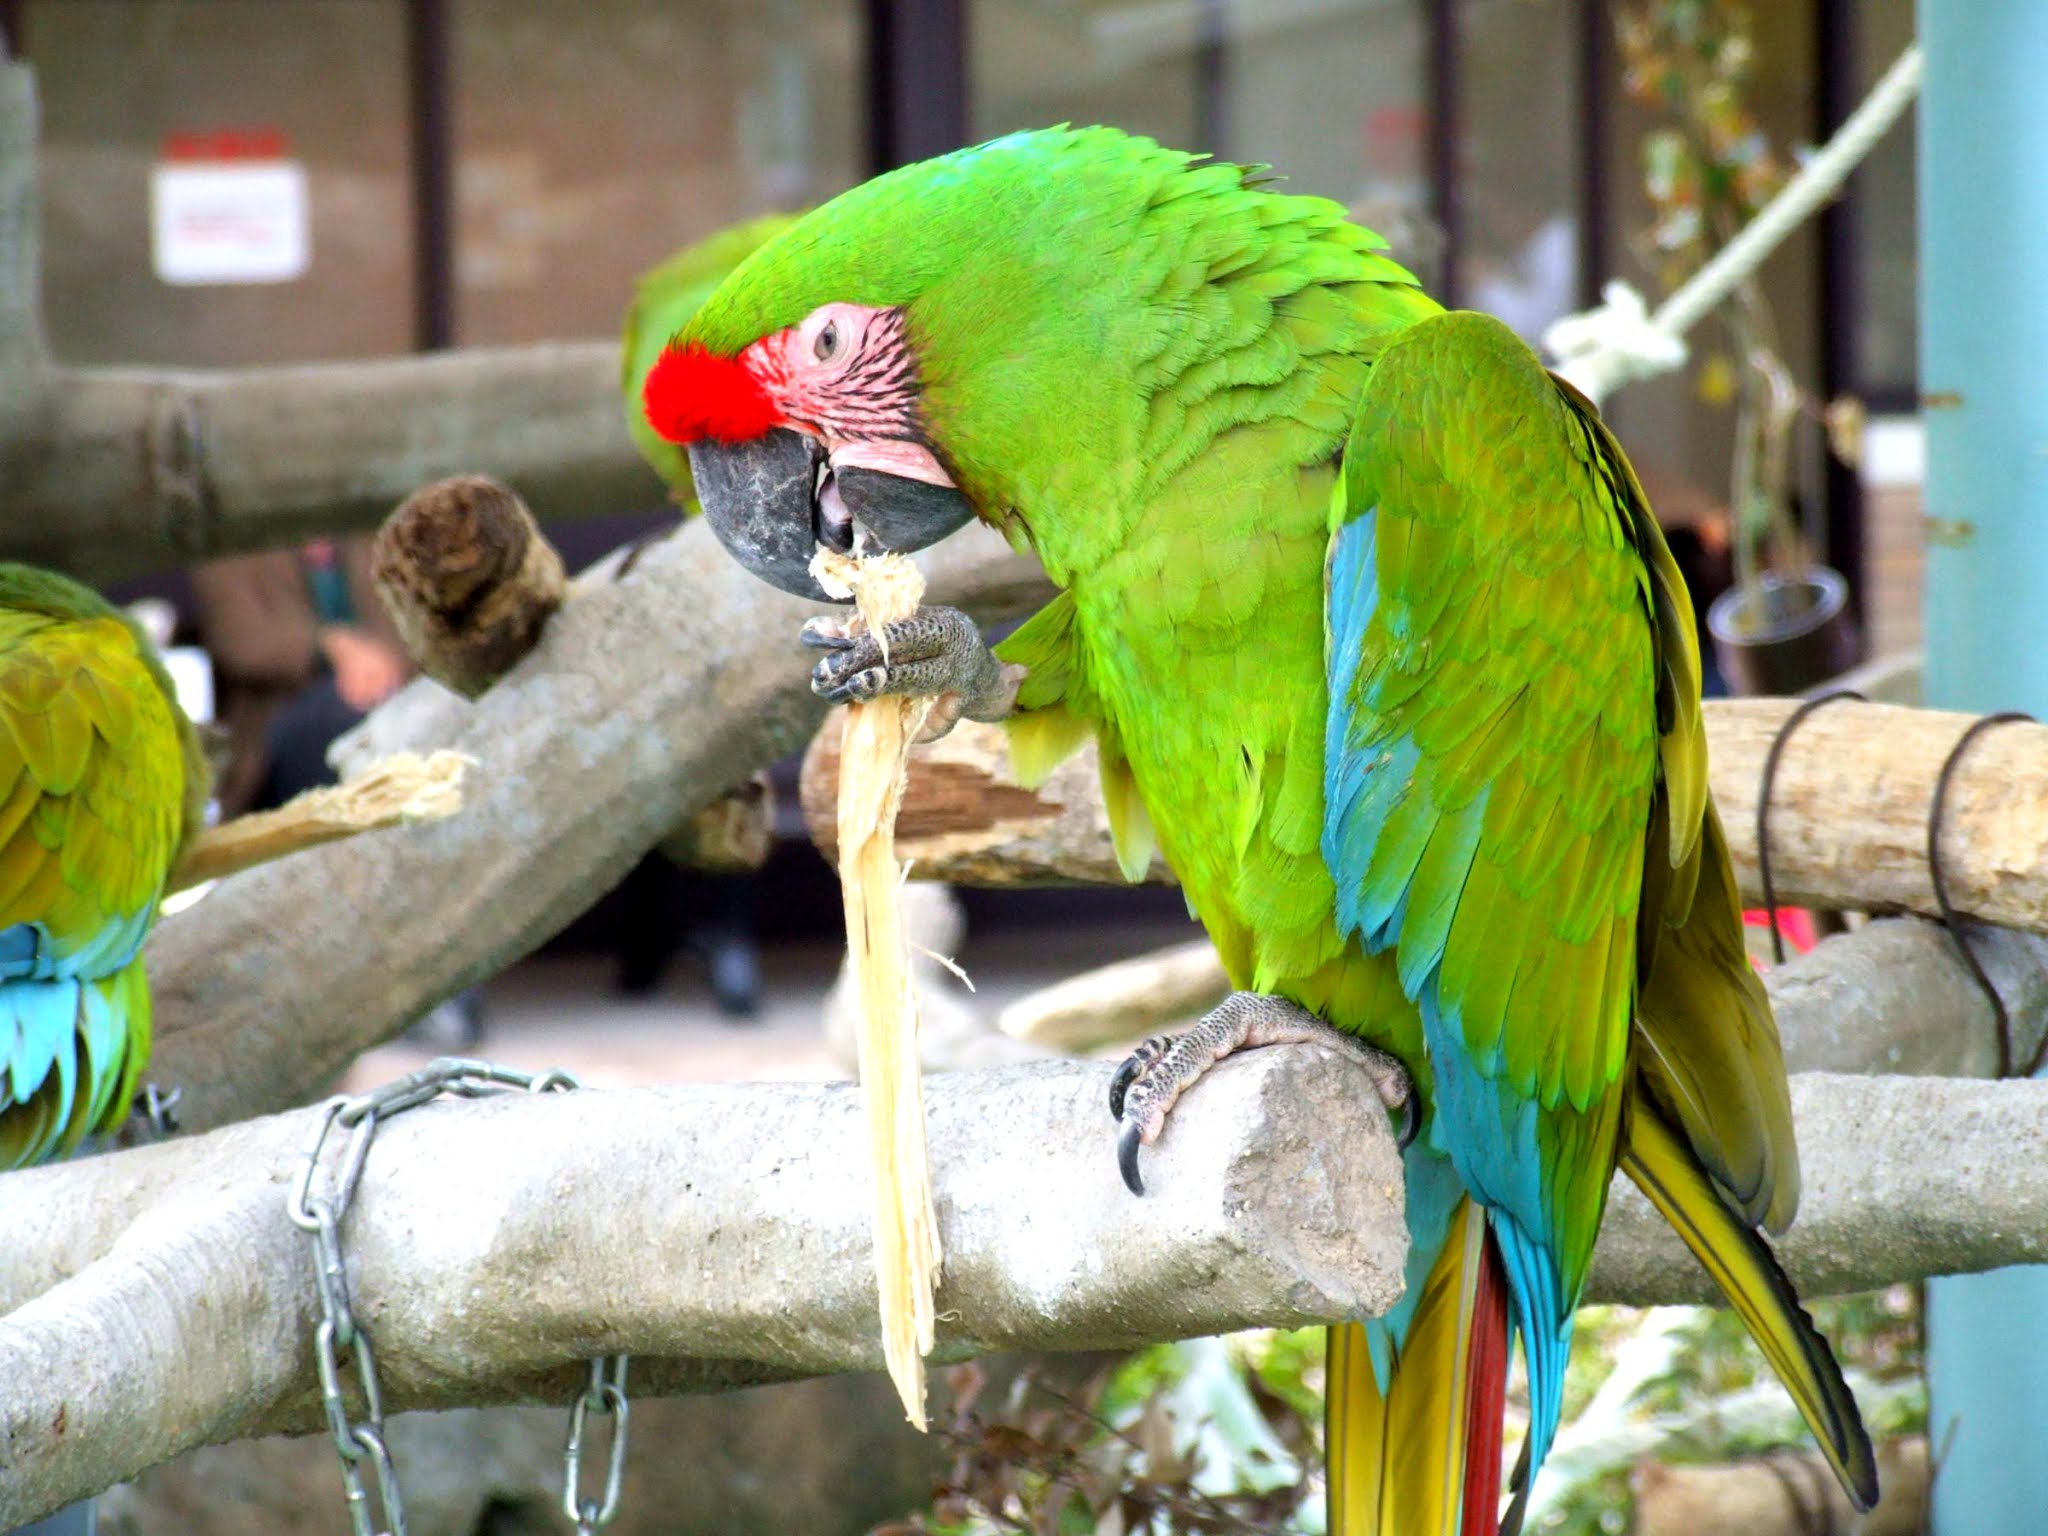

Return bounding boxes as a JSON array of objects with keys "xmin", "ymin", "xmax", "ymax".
[{"xmin": 690, "ymin": 431, "xmax": 975, "ymax": 603}]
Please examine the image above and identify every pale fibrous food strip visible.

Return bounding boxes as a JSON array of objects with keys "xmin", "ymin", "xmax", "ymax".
[{"xmin": 809, "ymin": 545, "xmax": 941, "ymax": 1429}]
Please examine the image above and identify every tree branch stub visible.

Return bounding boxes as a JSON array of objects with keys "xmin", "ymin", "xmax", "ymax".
[{"xmin": 372, "ymin": 474, "xmax": 568, "ymax": 700}]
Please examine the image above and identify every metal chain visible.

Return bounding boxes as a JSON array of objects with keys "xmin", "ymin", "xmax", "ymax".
[{"xmin": 286, "ymin": 1056, "xmax": 632, "ymax": 1536}]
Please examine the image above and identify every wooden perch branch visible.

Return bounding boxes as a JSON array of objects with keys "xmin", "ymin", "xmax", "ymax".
[
  {"xmin": 3, "ymin": 345, "xmax": 661, "ymax": 584},
  {"xmin": 167, "ymin": 751, "xmax": 472, "ymax": 893},
  {"xmin": 0, "ymin": 1049, "xmax": 1406, "ymax": 1523},
  {"xmin": 4, "ymin": 1059, "xmax": 2045, "ymax": 1524},
  {"xmin": 998, "ymin": 912, "xmax": 2048, "ymax": 1085},
  {"xmin": 0, "ymin": 65, "xmax": 658, "ymax": 582},
  {"xmin": 140, "ymin": 520, "xmax": 1052, "ymax": 1136},
  {"xmin": 997, "ymin": 940, "xmax": 1230, "ymax": 1054},
  {"xmin": 802, "ymin": 699, "xmax": 2048, "ymax": 931}
]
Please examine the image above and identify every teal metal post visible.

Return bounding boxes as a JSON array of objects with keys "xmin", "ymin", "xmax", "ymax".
[{"xmin": 1919, "ymin": 5, "xmax": 2048, "ymax": 1531}]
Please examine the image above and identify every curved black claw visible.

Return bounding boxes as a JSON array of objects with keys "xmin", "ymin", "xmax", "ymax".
[
  {"xmin": 1118, "ymin": 1119, "xmax": 1146, "ymax": 1196},
  {"xmin": 799, "ymin": 618, "xmax": 856, "ymax": 651},
  {"xmin": 1391, "ymin": 1094, "xmax": 1420, "ymax": 1153},
  {"xmin": 1109, "ymin": 1054, "xmax": 1143, "ymax": 1121}
]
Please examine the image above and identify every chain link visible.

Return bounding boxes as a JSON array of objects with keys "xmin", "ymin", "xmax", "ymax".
[
  {"xmin": 287, "ymin": 1056, "xmax": 632, "ymax": 1536},
  {"xmin": 564, "ymin": 1355, "xmax": 631, "ymax": 1533}
]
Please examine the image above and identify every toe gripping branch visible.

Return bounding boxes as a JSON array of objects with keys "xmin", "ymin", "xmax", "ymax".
[
  {"xmin": 801, "ymin": 606, "xmax": 1023, "ymax": 733},
  {"xmin": 1109, "ymin": 992, "xmax": 1417, "ymax": 1196}
]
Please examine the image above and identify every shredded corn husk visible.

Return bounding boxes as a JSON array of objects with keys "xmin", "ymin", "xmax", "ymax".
[
  {"xmin": 811, "ymin": 546, "xmax": 942, "ymax": 1429},
  {"xmin": 167, "ymin": 749, "xmax": 474, "ymax": 894}
]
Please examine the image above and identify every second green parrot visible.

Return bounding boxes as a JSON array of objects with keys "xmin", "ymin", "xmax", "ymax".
[
  {"xmin": 643, "ymin": 128, "xmax": 1877, "ymax": 1533},
  {"xmin": 0, "ymin": 564, "xmax": 208, "ymax": 1170}
]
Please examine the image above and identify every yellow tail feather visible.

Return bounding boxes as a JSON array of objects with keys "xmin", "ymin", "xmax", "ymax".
[
  {"xmin": 1621, "ymin": 1096, "xmax": 1879, "ymax": 1510},
  {"xmin": 1327, "ymin": 1198, "xmax": 1487, "ymax": 1536}
]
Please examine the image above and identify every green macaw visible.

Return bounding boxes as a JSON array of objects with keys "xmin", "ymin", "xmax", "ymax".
[
  {"xmin": 640, "ymin": 128, "xmax": 1877, "ymax": 1533},
  {"xmin": 0, "ymin": 565, "xmax": 208, "ymax": 1170},
  {"xmin": 621, "ymin": 213, "xmax": 803, "ymax": 500}
]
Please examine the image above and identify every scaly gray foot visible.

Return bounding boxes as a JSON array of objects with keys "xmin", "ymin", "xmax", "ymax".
[
  {"xmin": 1109, "ymin": 992, "xmax": 1416, "ymax": 1194},
  {"xmin": 801, "ymin": 606, "xmax": 1023, "ymax": 739}
]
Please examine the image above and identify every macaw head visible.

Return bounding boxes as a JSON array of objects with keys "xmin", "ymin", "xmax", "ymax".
[
  {"xmin": 640, "ymin": 126, "xmax": 1426, "ymax": 602},
  {"xmin": 638, "ymin": 127, "xmax": 1215, "ymax": 600},
  {"xmin": 643, "ymin": 301, "xmax": 977, "ymax": 602}
]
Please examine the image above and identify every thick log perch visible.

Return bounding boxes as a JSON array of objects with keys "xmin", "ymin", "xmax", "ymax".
[
  {"xmin": 802, "ymin": 699, "xmax": 2048, "ymax": 931},
  {"xmin": 0, "ymin": 1049, "xmax": 1406, "ymax": 1523},
  {"xmin": 3, "ymin": 1061, "xmax": 2043, "ymax": 1525},
  {"xmin": 371, "ymin": 474, "xmax": 568, "ymax": 699},
  {"xmin": 3, "ymin": 344, "xmax": 661, "ymax": 584}
]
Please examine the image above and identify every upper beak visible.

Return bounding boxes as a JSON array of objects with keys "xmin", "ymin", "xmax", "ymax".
[{"xmin": 689, "ymin": 429, "xmax": 974, "ymax": 603}]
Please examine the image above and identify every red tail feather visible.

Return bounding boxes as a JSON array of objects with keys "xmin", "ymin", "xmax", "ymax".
[{"xmin": 1461, "ymin": 1224, "xmax": 1511, "ymax": 1536}]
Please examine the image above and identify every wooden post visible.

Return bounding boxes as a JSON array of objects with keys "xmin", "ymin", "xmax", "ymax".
[
  {"xmin": 1918, "ymin": 6, "xmax": 2048, "ymax": 1530},
  {"xmin": 0, "ymin": 60, "xmax": 47, "ymax": 440}
]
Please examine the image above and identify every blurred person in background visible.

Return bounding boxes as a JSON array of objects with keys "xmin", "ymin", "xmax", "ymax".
[
  {"xmin": 191, "ymin": 537, "xmax": 410, "ymax": 816},
  {"xmin": 193, "ymin": 539, "xmax": 484, "ymax": 1046}
]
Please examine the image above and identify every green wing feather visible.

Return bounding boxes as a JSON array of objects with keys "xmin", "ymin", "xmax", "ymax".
[{"xmin": 0, "ymin": 568, "xmax": 197, "ymax": 1168}]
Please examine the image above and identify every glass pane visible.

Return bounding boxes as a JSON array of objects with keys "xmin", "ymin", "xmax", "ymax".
[
  {"xmin": 970, "ymin": 0, "xmax": 1438, "ymax": 287},
  {"xmin": 452, "ymin": 0, "xmax": 866, "ymax": 346},
  {"xmin": 1457, "ymin": 0, "xmax": 1579, "ymax": 341},
  {"xmin": 28, "ymin": 0, "xmax": 415, "ymax": 366},
  {"xmin": 1852, "ymin": 0, "xmax": 1914, "ymax": 396}
]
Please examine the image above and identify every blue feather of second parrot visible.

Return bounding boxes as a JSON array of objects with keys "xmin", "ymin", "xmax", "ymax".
[
  {"xmin": 0, "ymin": 907, "xmax": 154, "ymax": 985},
  {"xmin": 0, "ymin": 923, "xmax": 34, "ymax": 977},
  {"xmin": 2, "ymin": 975, "xmax": 80, "ymax": 1116}
]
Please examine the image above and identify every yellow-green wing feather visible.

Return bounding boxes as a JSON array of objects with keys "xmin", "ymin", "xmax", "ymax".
[{"xmin": 0, "ymin": 589, "xmax": 191, "ymax": 1169}]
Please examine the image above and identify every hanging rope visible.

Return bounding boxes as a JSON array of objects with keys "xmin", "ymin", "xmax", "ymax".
[
  {"xmin": 1755, "ymin": 698, "xmax": 2045, "ymax": 1078},
  {"xmin": 1545, "ymin": 43, "xmax": 1925, "ymax": 404},
  {"xmin": 1925, "ymin": 713, "xmax": 2041, "ymax": 1079},
  {"xmin": 1753, "ymin": 690, "xmax": 1864, "ymax": 966}
]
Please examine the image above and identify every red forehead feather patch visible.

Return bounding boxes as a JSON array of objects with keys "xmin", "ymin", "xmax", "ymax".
[{"xmin": 642, "ymin": 343, "xmax": 780, "ymax": 445}]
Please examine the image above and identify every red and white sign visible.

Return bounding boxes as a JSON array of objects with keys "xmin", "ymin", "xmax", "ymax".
[{"xmin": 150, "ymin": 129, "xmax": 309, "ymax": 287}]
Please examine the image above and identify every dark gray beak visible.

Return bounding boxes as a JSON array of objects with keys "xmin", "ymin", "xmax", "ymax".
[{"xmin": 689, "ymin": 429, "xmax": 974, "ymax": 603}]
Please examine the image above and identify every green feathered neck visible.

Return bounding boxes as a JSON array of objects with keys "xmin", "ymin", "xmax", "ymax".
[{"xmin": 682, "ymin": 126, "xmax": 1438, "ymax": 584}]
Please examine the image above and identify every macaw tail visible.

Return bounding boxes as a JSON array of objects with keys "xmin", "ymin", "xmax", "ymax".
[
  {"xmin": 1621, "ymin": 1094, "xmax": 1878, "ymax": 1510},
  {"xmin": 1327, "ymin": 1197, "xmax": 1510, "ymax": 1535},
  {"xmin": 0, "ymin": 958, "xmax": 151, "ymax": 1171}
]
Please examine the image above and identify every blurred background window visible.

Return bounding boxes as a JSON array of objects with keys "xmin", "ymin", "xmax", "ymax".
[
  {"xmin": 28, "ymin": 0, "xmax": 416, "ymax": 365},
  {"xmin": 1456, "ymin": 0, "xmax": 1580, "ymax": 341},
  {"xmin": 452, "ymin": 0, "xmax": 865, "ymax": 346},
  {"xmin": 971, "ymin": 0, "xmax": 1442, "ymax": 288}
]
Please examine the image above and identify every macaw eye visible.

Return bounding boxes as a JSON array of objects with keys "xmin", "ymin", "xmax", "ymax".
[{"xmin": 814, "ymin": 320, "xmax": 840, "ymax": 362}]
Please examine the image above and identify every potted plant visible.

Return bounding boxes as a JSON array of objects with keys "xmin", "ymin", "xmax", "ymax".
[{"xmin": 1619, "ymin": 0, "xmax": 1861, "ymax": 694}]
